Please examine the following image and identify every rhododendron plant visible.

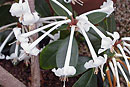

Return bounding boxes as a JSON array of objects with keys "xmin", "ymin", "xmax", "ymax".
[{"xmin": 0, "ymin": 0, "xmax": 129, "ymax": 87}]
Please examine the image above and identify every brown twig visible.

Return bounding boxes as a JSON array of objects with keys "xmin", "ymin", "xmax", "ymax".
[
  {"xmin": 0, "ymin": 65, "xmax": 26, "ymax": 87},
  {"xmin": 28, "ymin": 0, "xmax": 41, "ymax": 87}
]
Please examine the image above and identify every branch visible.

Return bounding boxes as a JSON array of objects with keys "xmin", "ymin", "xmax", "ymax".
[
  {"xmin": 28, "ymin": 0, "xmax": 41, "ymax": 87},
  {"xmin": 0, "ymin": 65, "xmax": 26, "ymax": 87}
]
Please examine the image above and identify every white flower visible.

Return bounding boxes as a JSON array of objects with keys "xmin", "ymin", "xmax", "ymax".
[
  {"xmin": 20, "ymin": 42, "xmax": 40, "ymax": 56},
  {"xmin": 6, "ymin": 53, "xmax": 17, "ymax": 60},
  {"xmin": 80, "ymin": 0, "xmax": 114, "ymax": 17},
  {"xmin": 76, "ymin": 16, "xmax": 90, "ymax": 32},
  {"xmin": 76, "ymin": 15, "xmax": 106, "ymax": 38},
  {"xmin": 13, "ymin": 27, "xmax": 29, "ymax": 42},
  {"xmin": 84, "ymin": 55, "xmax": 107, "ymax": 70},
  {"xmin": 9, "ymin": 0, "xmax": 30, "ymax": 17},
  {"xmin": 78, "ymin": 23, "xmax": 106, "ymax": 70},
  {"xmin": 9, "ymin": 3, "xmax": 23, "ymax": 17},
  {"xmin": 52, "ymin": 26, "xmax": 76, "ymax": 87},
  {"xmin": 98, "ymin": 32, "xmax": 120, "ymax": 54},
  {"xmin": 21, "ymin": 12, "xmax": 40, "ymax": 25},
  {"xmin": 122, "ymin": 37, "xmax": 130, "ymax": 41},
  {"xmin": 0, "ymin": 31, "xmax": 13, "ymax": 59},
  {"xmin": 100, "ymin": 0, "xmax": 115, "ymax": 17},
  {"xmin": 52, "ymin": 66, "xmax": 76, "ymax": 77}
]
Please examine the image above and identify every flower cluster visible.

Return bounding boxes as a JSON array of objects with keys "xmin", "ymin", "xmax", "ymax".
[{"xmin": 0, "ymin": 0, "xmax": 129, "ymax": 87}]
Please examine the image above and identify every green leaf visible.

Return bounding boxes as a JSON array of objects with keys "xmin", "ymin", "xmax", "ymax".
[
  {"xmin": 0, "ymin": 5, "xmax": 17, "ymax": 27},
  {"xmin": 99, "ymin": 14, "xmax": 116, "ymax": 32},
  {"xmin": 73, "ymin": 69, "xmax": 97, "ymax": 87},
  {"xmin": 56, "ymin": 36, "xmax": 78, "ymax": 68},
  {"xmin": 75, "ymin": 56, "xmax": 91, "ymax": 76},
  {"xmin": 87, "ymin": 12, "xmax": 107, "ymax": 24},
  {"xmin": 35, "ymin": 0, "xmax": 51, "ymax": 17},
  {"xmin": 107, "ymin": 15, "xmax": 116, "ymax": 32},
  {"xmin": 40, "ymin": 40, "xmax": 62, "ymax": 69},
  {"xmin": 50, "ymin": 0, "xmax": 72, "ymax": 16}
]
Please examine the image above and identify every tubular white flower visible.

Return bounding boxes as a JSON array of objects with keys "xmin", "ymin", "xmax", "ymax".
[
  {"xmin": 76, "ymin": 15, "xmax": 91, "ymax": 32},
  {"xmin": 21, "ymin": 20, "xmax": 70, "ymax": 38},
  {"xmin": 21, "ymin": 12, "xmax": 40, "ymax": 25},
  {"xmin": 52, "ymin": 0, "xmax": 72, "ymax": 16},
  {"xmin": 52, "ymin": 66, "xmax": 76, "ymax": 77},
  {"xmin": 79, "ymin": 26, "xmax": 106, "ymax": 69},
  {"xmin": 39, "ymin": 16, "xmax": 67, "ymax": 21},
  {"xmin": 20, "ymin": 42, "xmax": 40, "ymax": 56},
  {"xmin": 80, "ymin": 26, "xmax": 97, "ymax": 60},
  {"xmin": 0, "ymin": 31, "xmax": 13, "ymax": 59},
  {"xmin": 98, "ymin": 37, "xmax": 113, "ymax": 54},
  {"xmin": 109, "ymin": 61, "xmax": 116, "ymax": 76},
  {"xmin": 29, "ymin": 20, "xmax": 71, "ymax": 50},
  {"xmin": 123, "ymin": 47, "xmax": 130, "ymax": 55},
  {"xmin": 98, "ymin": 32, "xmax": 120, "ymax": 54},
  {"xmin": 22, "ymin": 20, "xmax": 70, "ymax": 56},
  {"xmin": 64, "ymin": 26, "xmax": 75, "ymax": 67},
  {"xmin": 121, "ymin": 37, "xmax": 130, "ymax": 41},
  {"xmin": 77, "ymin": 15, "xmax": 106, "ymax": 38},
  {"xmin": 88, "ymin": 21, "xmax": 106, "ymax": 38},
  {"xmin": 13, "ymin": 28, "xmax": 29, "ymax": 42},
  {"xmin": 112, "ymin": 58, "xmax": 120, "ymax": 87},
  {"xmin": 107, "ymin": 31, "xmax": 120, "ymax": 43},
  {"xmin": 40, "ymin": 30, "xmax": 54, "ymax": 39},
  {"xmin": 115, "ymin": 53, "xmax": 130, "ymax": 59},
  {"xmin": 123, "ymin": 42, "xmax": 130, "ymax": 50},
  {"xmin": 84, "ymin": 55, "xmax": 106, "ymax": 70},
  {"xmin": 117, "ymin": 44, "xmax": 130, "ymax": 75},
  {"xmin": 80, "ymin": 0, "xmax": 114, "ymax": 17},
  {"xmin": 9, "ymin": 3, "xmax": 23, "ymax": 17},
  {"xmin": 117, "ymin": 62, "xmax": 129, "ymax": 85}
]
